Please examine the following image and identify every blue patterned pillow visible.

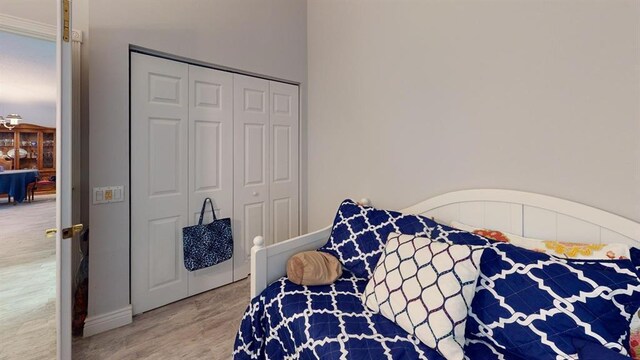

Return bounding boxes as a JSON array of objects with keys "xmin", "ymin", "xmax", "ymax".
[
  {"xmin": 573, "ymin": 338, "xmax": 631, "ymax": 360},
  {"xmin": 466, "ymin": 243, "xmax": 640, "ymax": 359},
  {"xmin": 317, "ymin": 199, "xmax": 491, "ymax": 279}
]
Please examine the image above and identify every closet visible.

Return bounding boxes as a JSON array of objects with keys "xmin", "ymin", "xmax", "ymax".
[{"xmin": 131, "ymin": 52, "xmax": 299, "ymax": 314}]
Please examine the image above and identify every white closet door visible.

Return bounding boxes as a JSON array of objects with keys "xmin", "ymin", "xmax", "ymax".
[
  {"xmin": 269, "ymin": 82, "xmax": 299, "ymax": 243},
  {"xmin": 233, "ymin": 74, "xmax": 270, "ymax": 281},
  {"xmin": 187, "ymin": 65, "xmax": 234, "ymax": 295},
  {"xmin": 131, "ymin": 53, "xmax": 189, "ymax": 314}
]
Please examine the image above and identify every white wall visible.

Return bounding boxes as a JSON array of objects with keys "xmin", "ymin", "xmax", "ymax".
[
  {"xmin": 0, "ymin": 0, "xmax": 57, "ymax": 128},
  {"xmin": 307, "ymin": 0, "xmax": 640, "ymax": 230},
  {"xmin": 0, "ymin": 31, "xmax": 55, "ymax": 128},
  {"xmin": 0, "ymin": 0, "xmax": 56, "ymax": 25},
  {"xmin": 88, "ymin": 0, "xmax": 307, "ymax": 320}
]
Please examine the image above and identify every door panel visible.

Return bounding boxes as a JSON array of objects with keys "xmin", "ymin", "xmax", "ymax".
[
  {"xmin": 149, "ymin": 74, "xmax": 182, "ymax": 104},
  {"xmin": 233, "ymin": 74, "xmax": 270, "ymax": 281},
  {"xmin": 131, "ymin": 53, "xmax": 189, "ymax": 314},
  {"xmin": 245, "ymin": 202, "xmax": 267, "ymax": 248},
  {"xmin": 269, "ymin": 81, "xmax": 299, "ymax": 244},
  {"xmin": 272, "ymin": 125, "xmax": 291, "ymax": 182},
  {"xmin": 244, "ymin": 124, "xmax": 266, "ymax": 185},
  {"xmin": 187, "ymin": 65, "xmax": 234, "ymax": 295},
  {"xmin": 194, "ymin": 122, "xmax": 221, "ymax": 191},
  {"xmin": 148, "ymin": 118, "xmax": 181, "ymax": 196},
  {"xmin": 148, "ymin": 216, "xmax": 182, "ymax": 289},
  {"xmin": 273, "ymin": 198, "xmax": 292, "ymax": 243}
]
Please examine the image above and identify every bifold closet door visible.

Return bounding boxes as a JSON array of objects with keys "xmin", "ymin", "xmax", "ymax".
[
  {"xmin": 233, "ymin": 76, "xmax": 300, "ymax": 280},
  {"xmin": 132, "ymin": 53, "xmax": 300, "ymax": 303},
  {"xmin": 269, "ymin": 81, "xmax": 299, "ymax": 244},
  {"xmin": 187, "ymin": 65, "xmax": 234, "ymax": 295},
  {"xmin": 131, "ymin": 53, "xmax": 189, "ymax": 314},
  {"xmin": 233, "ymin": 74, "xmax": 270, "ymax": 281},
  {"xmin": 132, "ymin": 55, "xmax": 236, "ymax": 312}
]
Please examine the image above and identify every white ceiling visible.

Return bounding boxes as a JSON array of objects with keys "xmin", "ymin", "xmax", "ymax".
[{"xmin": 0, "ymin": 30, "xmax": 56, "ymax": 127}]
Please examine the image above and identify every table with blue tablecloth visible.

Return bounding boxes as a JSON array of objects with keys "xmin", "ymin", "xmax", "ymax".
[{"xmin": 0, "ymin": 169, "xmax": 39, "ymax": 203}]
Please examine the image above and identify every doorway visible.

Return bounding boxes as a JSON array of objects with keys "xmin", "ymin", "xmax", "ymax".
[
  {"xmin": 0, "ymin": 8, "xmax": 82, "ymax": 358},
  {"xmin": 0, "ymin": 28, "xmax": 58, "ymax": 359}
]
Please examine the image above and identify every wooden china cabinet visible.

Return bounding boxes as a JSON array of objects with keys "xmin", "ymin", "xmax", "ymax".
[{"xmin": 0, "ymin": 123, "xmax": 56, "ymax": 194}]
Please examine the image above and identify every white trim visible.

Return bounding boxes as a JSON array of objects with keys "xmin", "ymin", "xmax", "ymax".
[
  {"xmin": 83, "ymin": 305, "xmax": 133, "ymax": 337},
  {"xmin": 71, "ymin": 29, "xmax": 83, "ymax": 284},
  {"xmin": 0, "ymin": 14, "xmax": 55, "ymax": 40},
  {"xmin": 71, "ymin": 27, "xmax": 82, "ymax": 43},
  {"xmin": 251, "ymin": 236, "xmax": 266, "ymax": 299},
  {"xmin": 0, "ymin": 13, "xmax": 81, "ymax": 42}
]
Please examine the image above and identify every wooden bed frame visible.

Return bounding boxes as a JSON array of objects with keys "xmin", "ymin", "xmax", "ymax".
[{"xmin": 250, "ymin": 189, "xmax": 640, "ymax": 298}]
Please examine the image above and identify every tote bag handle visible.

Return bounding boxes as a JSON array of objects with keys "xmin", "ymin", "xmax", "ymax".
[{"xmin": 198, "ymin": 197, "xmax": 218, "ymax": 225}]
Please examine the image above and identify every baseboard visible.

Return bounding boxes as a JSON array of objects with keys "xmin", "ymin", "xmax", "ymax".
[{"xmin": 83, "ymin": 305, "xmax": 133, "ymax": 337}]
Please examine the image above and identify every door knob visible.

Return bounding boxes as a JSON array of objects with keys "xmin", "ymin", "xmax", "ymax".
[
  {"xmin": 252, "ymin": 192, "xmax": 258, "ymax": 196},
  {"xmin": 46, "ymin": 224, "xmax": 84, "ymax": 239},
  {"xmin": 72, "ymin": 224, "xmax": 84, "ymax": 234}
]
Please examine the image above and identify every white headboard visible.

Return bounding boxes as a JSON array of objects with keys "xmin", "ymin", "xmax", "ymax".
[
  {"xmin": 403, "ymin": 189, "xmax": 640, "ymax": 246},
  {"xmin": 250, "ymin": 189, "xmax": 640, "ymax": 298}
]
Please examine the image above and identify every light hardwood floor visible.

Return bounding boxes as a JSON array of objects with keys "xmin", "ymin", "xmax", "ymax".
[
  {"xmin": 0, "ymin": 194, "xmax": 57, "ymax": 360},
  {"xmin": 0, "ymin": 193, "xmax": 251, "ymax": 359},
  {"xmin": 73, "ymin": 278, "xmax": 250, "ymax": 359}
]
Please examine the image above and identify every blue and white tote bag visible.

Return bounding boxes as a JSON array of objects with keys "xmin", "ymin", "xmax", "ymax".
[{"xmin": 182, "ymin": 197, "xmax": 233, "ymax": 271}]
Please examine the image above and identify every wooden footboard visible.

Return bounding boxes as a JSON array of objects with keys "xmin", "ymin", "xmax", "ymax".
[{"xmin": 250, "ymin": 226, "xmax": 332, "ymax": 298}]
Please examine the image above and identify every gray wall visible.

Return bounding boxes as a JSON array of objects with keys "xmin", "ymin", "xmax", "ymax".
[
  {"xmin": 306, "ymin": 0, "xmax": 640, "ymax": 230},
  {"xmin": 88, "ymin": 0, "xmax": 307, "ymax": 318}
]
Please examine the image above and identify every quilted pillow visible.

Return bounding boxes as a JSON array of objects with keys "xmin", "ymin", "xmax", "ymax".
[
  {"xmin": 450, "ymin": 221, "xmax": 631, "ymax": 260},
  {"xmin": 318, "ymin": 200, "xmax": 436, "ymax": 279},
  {"xmin": 573, "ymin": 338, "xmax": 632, "ymax": 360},
  {"xmin": 466, "ymin": 242, "xmax": 640, "ymax": 360},
  {"xmin": 362, "ymin": 233, "xmax": 484, "ymax": 360}
]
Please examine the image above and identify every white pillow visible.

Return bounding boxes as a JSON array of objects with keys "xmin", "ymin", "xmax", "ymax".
[
  {"xmin": 449, "ymin": 220, "xmax": 631, "ymax": 260},
  {"xmin": 361, "ymin": 232, "xmax": 483, "ymax": 360}
]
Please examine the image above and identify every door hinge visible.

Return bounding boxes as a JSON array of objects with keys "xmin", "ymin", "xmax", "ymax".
[{"xmin": 63, "ymin": 0, "xmax": 70, "ymax": 43}]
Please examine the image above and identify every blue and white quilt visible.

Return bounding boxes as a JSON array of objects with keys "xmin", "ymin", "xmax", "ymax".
[
  {"xmin": 233, "ymin": 200, "xmax": 640, "ymax": 359},
  {"xmin": 467, "ymin": 243, "xmax": 640, "ymax": 359},
  {"xmin": 233, "ymin": 271, "xmax": 512, "ymax": 360}
]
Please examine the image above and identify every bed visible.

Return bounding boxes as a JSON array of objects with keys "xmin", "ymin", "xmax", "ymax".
[{"xmin": 234, "ymin": 189, "xmax": 640, "ymax": 359}]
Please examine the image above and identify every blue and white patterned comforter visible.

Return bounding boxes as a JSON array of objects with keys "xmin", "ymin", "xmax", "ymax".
[
  {"xmin": 233, "ymin": 199, "xmax": 640, "ymax": 359},
  {"xmin": 233, "ymin": 272, "xmax": 511, "ymax": 360}
]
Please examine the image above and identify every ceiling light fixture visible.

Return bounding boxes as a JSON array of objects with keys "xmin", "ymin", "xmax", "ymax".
[{"xmin": 1, "ymin": 114, "xmax": 22, "ymax": 130}]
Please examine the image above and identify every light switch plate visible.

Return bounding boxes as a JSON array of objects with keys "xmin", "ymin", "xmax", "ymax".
[{"xmin": 93, "ymin": 186, "xmax": 124, "ymax": 204}]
